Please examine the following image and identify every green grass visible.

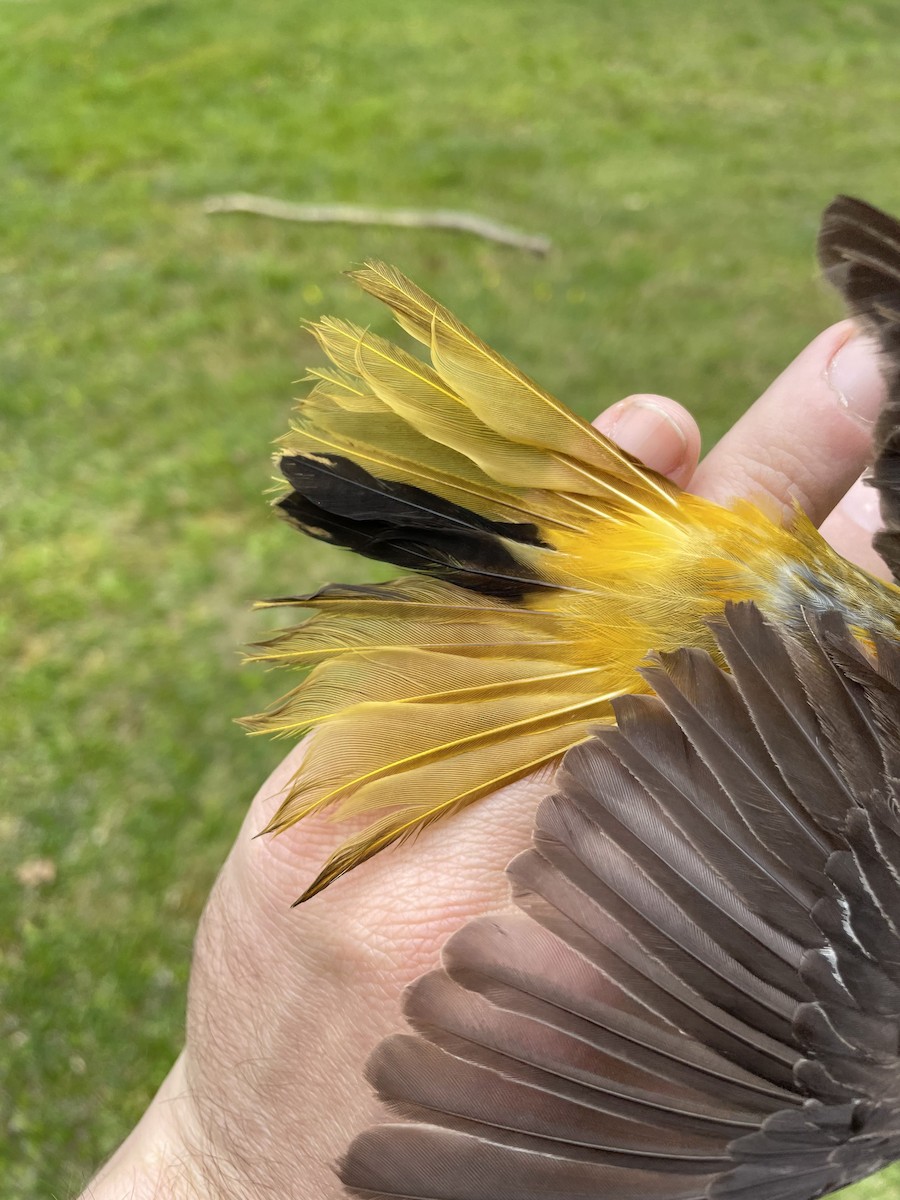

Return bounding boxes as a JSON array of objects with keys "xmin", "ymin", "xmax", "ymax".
[{"xmin": 3, "ymin": 0, "xmax": 900, "ymax": 1194}]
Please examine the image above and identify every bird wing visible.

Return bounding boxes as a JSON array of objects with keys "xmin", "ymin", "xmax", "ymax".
[
  {"xmin": 340, "ymin": 603, "xmax": 900, "ymax": 1200},
  {"xmin": 819, "ymin": 195, "xmax": 900, "ymax": 582}
]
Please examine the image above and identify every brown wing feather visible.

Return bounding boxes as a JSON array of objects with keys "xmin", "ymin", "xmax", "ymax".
[
  {"xmin": 818, "ymin": 195, "xmax": 900, "ymax": 581},
  {"xmin": 341, "ymin": 604, "xmax": 900, "ymax": 1200}
]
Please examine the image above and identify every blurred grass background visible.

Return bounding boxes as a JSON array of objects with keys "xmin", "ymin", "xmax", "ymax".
[{"xmin": 3, "ymin": 0, "xmax": 900, "ymax": 1195}]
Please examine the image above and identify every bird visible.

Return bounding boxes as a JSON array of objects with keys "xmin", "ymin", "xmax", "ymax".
[
  {"xmin": 333, "ymin": 201, "xmax": 900, "ymax": 1200},
  {"xmin": 244, "ymin": 194, "xmax": 900, "ymax": 914}
]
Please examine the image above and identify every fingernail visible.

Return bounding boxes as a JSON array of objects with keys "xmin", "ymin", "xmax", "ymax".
[
  {"xmin": 605, "ymin": 398, "xmax": 688, "ymax": 476},
  {"xmin": 826, "ymin": 332, "xmax": 885, "ymax": 427}
]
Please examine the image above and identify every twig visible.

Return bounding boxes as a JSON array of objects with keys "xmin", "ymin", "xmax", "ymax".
[{"xmin": 203, "ymin": 193, "xmax": 552, "ymax": 256}]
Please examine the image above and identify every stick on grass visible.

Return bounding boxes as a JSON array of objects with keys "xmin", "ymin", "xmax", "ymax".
[{"xmin": 204, "ymin": 193, "xmax": 552, "ymax": 255}]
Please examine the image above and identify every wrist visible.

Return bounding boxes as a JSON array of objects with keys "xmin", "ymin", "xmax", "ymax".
[{"xmin": 79, "ymin": 1054, "xmax": 219, "ymax": 1200}]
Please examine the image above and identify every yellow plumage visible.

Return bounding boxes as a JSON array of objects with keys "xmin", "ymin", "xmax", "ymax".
[{"xmin": 244, "ymin": 251, "xmax": 900, "ymax": 904}]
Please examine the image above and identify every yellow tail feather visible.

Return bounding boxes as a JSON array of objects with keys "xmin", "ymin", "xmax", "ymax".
[{"xmin": 248, "ymin": 260, "xmax": 900, "ymax": 903}]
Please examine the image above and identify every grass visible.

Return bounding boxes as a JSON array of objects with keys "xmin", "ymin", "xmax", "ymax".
[{"xmin": 3, "ymin": 0, "xmax": 900, "ymax": 1194}]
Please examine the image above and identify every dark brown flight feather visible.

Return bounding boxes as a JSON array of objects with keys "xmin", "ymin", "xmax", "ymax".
[
  {"xmin": 819, "ymin": 195, "xmax": 900, "ymax": 582},
  {"xmin": 341, "ymin": 604, "xmax": 900, "ymax": 1200}
]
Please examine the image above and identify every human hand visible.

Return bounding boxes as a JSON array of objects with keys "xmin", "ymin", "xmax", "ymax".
[{"xmin": 81, "ymin": 319, "xmax": 888, "ymax": 1200}]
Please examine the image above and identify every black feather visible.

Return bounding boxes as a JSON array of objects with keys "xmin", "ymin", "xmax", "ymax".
[{"xmin": 277, "ymin": 453, "xmax": 551, "ymax": 600}]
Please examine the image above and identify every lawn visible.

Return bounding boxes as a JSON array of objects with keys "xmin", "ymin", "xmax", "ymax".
[{"xmin": 3, "ymin": 0, "xmax": 900, "ymax": 1195}]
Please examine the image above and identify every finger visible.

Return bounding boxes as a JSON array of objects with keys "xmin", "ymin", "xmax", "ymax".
[
  {"xmin": 819, "ymin": 475, "xmax": 891, "ymax": 580},
  {"xmin": 593, "ymin": 393, "xmax": 701, "ymax": 487},
  {"xmin": 688, "ymin": 321, "xmax": 885, "ymax": 524}
]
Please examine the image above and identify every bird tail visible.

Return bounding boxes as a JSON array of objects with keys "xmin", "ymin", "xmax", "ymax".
[{"xmin": 243, "ymin": 263, "xmax": 695, "ymax": 903}]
